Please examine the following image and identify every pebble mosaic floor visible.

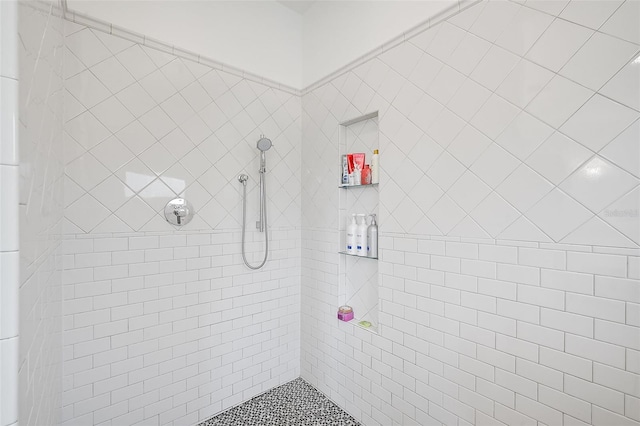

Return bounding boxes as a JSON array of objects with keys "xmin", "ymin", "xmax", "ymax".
[{"xmin": 198, "ymin": 377, "xmax": 361, "ymax": 426}]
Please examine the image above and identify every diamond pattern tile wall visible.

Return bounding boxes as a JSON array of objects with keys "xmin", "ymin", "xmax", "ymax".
[
  {"xmin": 302, "ymin": 0, "xmax": 640, "ymax": 247},
  {"xmin": 64, "ymin": 27, "xmax": 301, "ymax": 234},
  {"xmin": 301, "ymin": 4, "xmax": 640, "ymax": 426}
]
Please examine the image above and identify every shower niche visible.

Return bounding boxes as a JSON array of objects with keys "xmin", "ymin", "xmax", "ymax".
[{"xmin": 338, "ymin": 112, "xmax": 379, "ymax": 333}]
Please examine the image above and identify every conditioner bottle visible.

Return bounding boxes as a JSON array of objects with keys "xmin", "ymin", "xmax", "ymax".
[
  {"xmin": 367, "ymin": 214, "xmax": 378, "ymax": 258},
  {"xmin": 346, "ymin": 214, "xmax": 357, "ymax": 254},
  {"xmin": 356, "ymin": 214, "xmax": 368, "ymax": 257},
  {"xmin": 371, "ymin": 149, "xmax": 379, "ymax": 184}
]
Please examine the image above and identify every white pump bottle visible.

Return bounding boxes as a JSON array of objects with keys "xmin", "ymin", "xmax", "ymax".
[
  {"xmin": 356, "ymin": 214, "xmax": 368, "ymax": 257},
  {"xmin": 367, "ymin": 214, "xmax": 378, "ymax": 258},
  {"xmin": 346, "ymin": 214, "xmax": 358, "ymax": 255}
]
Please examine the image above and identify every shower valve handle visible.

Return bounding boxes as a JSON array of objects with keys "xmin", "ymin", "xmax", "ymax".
[{"xmin": 174, "ymin": 206, "xmax": 187, "ymax": 225}]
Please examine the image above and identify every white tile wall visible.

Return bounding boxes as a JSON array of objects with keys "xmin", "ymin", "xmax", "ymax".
[
  {"xmin": 61, "ymin": 230, "xmax": 300, "ymax": 425},
  {"xmin": 15, "ymin": 1, "xmax": 65, "ymax": 426},
  {"xmin": 62, "ymin": 24, "xmax": 301, "ymax": 425},
  {"xmin": 0, "ymin": 1, "xmax": 20, "ymax": 425},
  {"xmin": 301, "ymin": 1, "xmax": 640, "ymax": 425}
]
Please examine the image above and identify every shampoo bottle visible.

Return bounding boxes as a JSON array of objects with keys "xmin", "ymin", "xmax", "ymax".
[
  {"xmin": 356, "ymin": 214, "xmax": 368, "ymax": 257},
  {"xmin": 367, "ymin": 214, "xmax": 378, "ymax": 258},
  {"xmin": 371, "ymin": 149, "xmax": 379, "ymax": 184},
  {"xmin": 354, "ymin": 164, "xmax": 362, "ymax": 185},
  {"xmin": 347, "ymin": 214, "xmax": 358, "ymax": 254}
]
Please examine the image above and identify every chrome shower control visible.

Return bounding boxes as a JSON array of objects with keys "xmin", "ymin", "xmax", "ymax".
[{"xmin": 164, "ymin": 198, "xmax": 194, "ymax": 226}]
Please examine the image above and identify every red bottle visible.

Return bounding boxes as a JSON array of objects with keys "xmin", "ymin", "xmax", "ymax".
[{"xmin": 361, "ymin": 164, "xmax": 372, "ymax": 185}]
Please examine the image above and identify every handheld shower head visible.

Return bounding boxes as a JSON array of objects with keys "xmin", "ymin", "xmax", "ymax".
[{"xmin": 257, "ymin": 136, "xmax": 272, "ymax": 152}]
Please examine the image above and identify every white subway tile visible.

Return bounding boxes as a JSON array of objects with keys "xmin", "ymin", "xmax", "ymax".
[
  {"xmin": 567, "ymin": 251, "xmax": 627, "ymax": 278},
  {"xmin": 459, "ymin": 355, "xmax": 494, "ymax": 381},
  {"xmin": 446, "ymin": 242, "xmax": 478, "ymax": 259},
  {"xmin": 144, "ymin": 248, "xmax": 174, "ymax": 262},
  {"xmin": 516, "ymin": 322, "xmax": 564, "ymax": 351},
  {"xmin": 74, "ymin": 338, "xmax": 111, "ymax": 359},
  {"xmin": 539, "ymin": 347, "xmax": 592, "ymax": 381},
  {"xmin": 566, "ymin": 293, "xmax": 625, "ymax": 323},
  {"xmin": 592, "ymin": 406, "xmax": 639, "ymax": 426},
  {"xmin": 595, "ymin": 276, "xmax": 640, "ymax": 303},
  {"xmin": 94, "ymin": 238, "xmax": 128, "ymax": 252},
  {"xmin": 460, "ymin": 324, "xmax": 495, "ymax": 348},
  {"xmin": 628, "ymin": 302, "xmax": 640, "ymax": 327},
  {"xmin": 595, "ymin": 319, "xmax": 640, "ymax": 351},
  {"xmin": 93, "ymin": 265, "xmax": 128, "ymax": 280},
  {"xmin": 629, "ymin": 257, "xmax": 640, "ymax": 280},
  {"xmin": 495, "ymin": 402, "xmax": 537, "ymax": 426},
  {"xmin": 565, "ymin": 375, "xmax": 625, "ymax": 415},
  {"xmin": 479, "ymin": 312, "xmax": 516, "ymax": 336},
  {"xmin": 418, "ymin": 240, "xmax": 445, "ymax": 255},
  {"xmin": 497, "ymin": 264, "xmax": 539, "ymax": 286},
  {"xmin": 541, "ymin": 268, "xmax": 593, "ymax": 295},
  {"xmin": 538, "ymin": 385, "xmax": 591, "ymax": 424},
  {"xmin": 431, "ymin": 255, "xmax": 461, "ymax": 273},
  {"xmin": 515, "ymin": 394, "xmax": 563, "ymax": 426},
  {"xmin": 626, "ymin": 395, "xmax": 640, "ymax": 422},
  {"xmin": 517, "ymin": 357, "xmax": 563, "ymax": 390},
  {"xmin": 94, "ymin": 319, "xmax": 128, "ymax": 338},
  {"xmin": 74, "ymin": 309, "xmax": 111, "ymax": 328},
  {"xmin": 445, "ymin": 303, "xmax": 477, "ymax": 326},
  {"xmin": 517, "ymin": 284, "xmax": 564, "ymax": 310},
  {"xmin": 477, "ymin": 346, "xmax": 516, "ymax": 373},
  {"xmin": 477, "ymin": 378, "xmax": 514, "ymax": 409},
  {"xmin": 63, "ymin": 239, "xmax": 94, "ymax": 255},
  {"xmin": 497, "ymin": 299, "xmax": 539, "ymax": 324},
  {"xmin": 479, "ymin": 244, "xmax": 518, "ymax": 264},
  {"xmin": 519, "ymin": 247, "xmax": 566, "ymax": 270},
  {"xmin": 461, "ymin": 291, "xmax": 496, "ymax": 313},
  {"xmin": 478, "ymin": 278, "xmax": 516, "ymax": 300},
  {"xmin": 444, "ymin": 365, "xmax": 476, "ymax": 394},
  {"xmin": 496, "ymin": 334, "xmax": 538, "ymax": 362},
  {"xmin": 459, "ymin": 387, "xmax": 494, "ymax": 417},
  {"xmin": 129, "ymin": 236, "xmax": 160, "ymax": 250},
  {"xmin": 445, "ymin": 273, "xmax": 477, "ymax": 292},
  {"xmin": 594, "ymin": 363, "xmax": 640, "ymax": 398},
  {"xmin": 566, "ymin": 334, "xmax": 625, "ymax": 369},
  {"xmin": 540, "ymin": 308, "xmax": 593, "ymax": 338}
]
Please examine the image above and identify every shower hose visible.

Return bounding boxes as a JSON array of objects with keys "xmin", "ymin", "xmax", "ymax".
[{"xmin": 240, "ymin": 174, "xmax": 269, "ymax": 269}]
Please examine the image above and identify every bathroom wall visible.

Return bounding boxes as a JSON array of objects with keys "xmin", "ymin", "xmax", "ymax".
[
  {"xmin": 61, "ymin": 22, "xmax": 301, "ymax": 425},
  {"xmin": 301, "ymin": 0, "xmax": 640, "ymax": 425},
  {"xmin": 17, "ymin": 1, "xmax": 65, "ymax": 426},
  {"xmin": 302, "ymin": 0, "xmax": 457, "ymax": 87},
  {"xmin": 66, "ymin": 0, "xmax": 303, "ymax": 89},
  {"xmin": 0, "ymin": 1, "xmax": 20, "ymax": 425}
]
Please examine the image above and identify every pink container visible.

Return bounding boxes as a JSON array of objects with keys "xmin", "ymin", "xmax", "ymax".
[
  {"xmin": 338, "ymin": 311, "xmax": 354, "ymax": 321},
  {"xmin": 338, "ymin": 306, "xmax": 354, "ymax": 322}
]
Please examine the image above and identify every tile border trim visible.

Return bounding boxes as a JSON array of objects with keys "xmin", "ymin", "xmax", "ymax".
[
  {"xmin": 59, "ymin": 0, "xmax": 479, "ymax": 96},
  {"xmin": 301, "ymin": 0, "xmax": 480, "ymax": 94},
  {"xmin": 62, "ymin": 5, "xmax": 302, "ymax": 96}
]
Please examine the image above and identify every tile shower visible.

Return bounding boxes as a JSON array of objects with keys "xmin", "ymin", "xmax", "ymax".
[{"xmin": 0, "ymin": 1, "xmax": 638, "ymax": 426}]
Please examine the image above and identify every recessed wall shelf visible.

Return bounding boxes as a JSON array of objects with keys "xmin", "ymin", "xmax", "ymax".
[
  {"xmin": 338, "ymin": 183, "xmax": 379, "ymax": 189},
  {"xmin": 338, "ymin": 251, "xmax": 378, "ymax": 260},
  {"xmin": 338, "ymin": 111, "xmax": 380, "ymax": 333}
]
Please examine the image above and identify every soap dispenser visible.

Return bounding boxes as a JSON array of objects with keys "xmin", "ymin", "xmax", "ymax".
[
  {"xmin": 356, "ymin": 214, "xmax": 368, "ymax": 257},
  {"xmin": 346, "ymin": 214, "xmax": 358, "ymax": 254},
  {"xmin": 367, "ymin": 214, "xmax": 378, "ymax": 258}
]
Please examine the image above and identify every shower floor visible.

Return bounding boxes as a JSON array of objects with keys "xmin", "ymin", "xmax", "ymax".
[{"xmin": 198, "ymin": 377, "xmax": 360, "ymax": 426}]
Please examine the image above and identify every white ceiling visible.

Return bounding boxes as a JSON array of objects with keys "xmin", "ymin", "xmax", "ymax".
[{"xmin": 277, "ymin": 1, "xmax": 316, "ymax": 15}]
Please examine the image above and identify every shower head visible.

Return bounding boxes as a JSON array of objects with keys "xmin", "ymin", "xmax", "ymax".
[{"xmin": 257, "ymin": 136, "xmax": 272, "ymax": 152}]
